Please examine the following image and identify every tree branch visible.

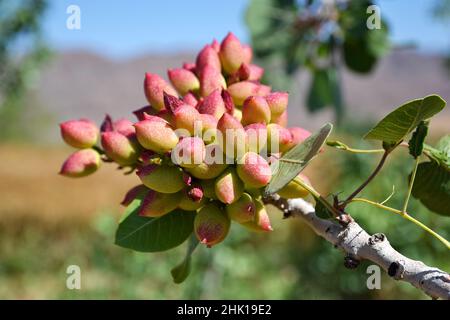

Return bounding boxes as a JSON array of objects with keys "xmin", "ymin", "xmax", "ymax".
[{"xmin": 263, "ymin": 194, "xmax": 450, "ymax": 300}]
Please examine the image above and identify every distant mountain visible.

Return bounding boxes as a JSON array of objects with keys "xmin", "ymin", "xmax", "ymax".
[{"xmin": 36, "ymin": 49, "xmax": 450, "ymax": 142}]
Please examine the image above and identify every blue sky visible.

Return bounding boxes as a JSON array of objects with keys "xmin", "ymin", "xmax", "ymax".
[{"xmin": 42, "ymin": 0, "xmax": 449, "ymax": 59}]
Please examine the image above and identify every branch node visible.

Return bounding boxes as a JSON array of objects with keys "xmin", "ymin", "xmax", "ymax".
[
  {"xmin": 283, "ymin": 210, "xmax": 292, "ymax": 219},
  {"xmin": 344, "ymin": 255, "xmax": 360, "ymax": 269},
  {"xmin": 368, "ymin": 233, "xmax": 386, "ymax": 246},
  {"xmin": 336, "ymin": 213, "xmax": 353, "ymax": 226},
  {"xmin": 388, "ymin": 261, "xmax": 405, "ymax": 280},
  {"xmin": 388, "ymin": 262, "xmax": 399, "ymax": 277}
]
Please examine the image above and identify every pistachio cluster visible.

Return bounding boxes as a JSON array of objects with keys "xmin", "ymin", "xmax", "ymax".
[{"xmin": 59, "ymin": 33, "xmax": 312, "ymax": 247}]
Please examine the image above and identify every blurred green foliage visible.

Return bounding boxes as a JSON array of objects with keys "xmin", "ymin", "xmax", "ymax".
[
  {"xmin": 246, "ymin": 0, "xmax": 390, "ymax": 123},
  {"xmin": 432, "ymin": 0, "xmax": 450, "ymax": 21},
  {"xmin": 0, "ymin": 0, "xmax": 50, "ymax": 141}
]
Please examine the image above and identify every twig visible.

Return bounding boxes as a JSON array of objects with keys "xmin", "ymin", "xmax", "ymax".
[
  {"xmin": 341, "ymin": 150, "xmax": 389, "ymax": 207},
  {"xmin": 380, "ymin": 185, "xmax": 395, "ymax": 205}
]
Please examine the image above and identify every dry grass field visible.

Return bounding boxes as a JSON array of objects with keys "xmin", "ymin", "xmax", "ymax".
[{"xmin": 0, "ymin": 144, "xmax": 138, "ymax": 224}]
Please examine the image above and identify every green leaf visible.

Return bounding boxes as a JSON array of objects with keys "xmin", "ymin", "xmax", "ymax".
[
  {"xmin": 307, "ymin": 68, "xmax": 343, "ymax": 120},
  {"xmin": 170, "ymin": 234, "xmax": 199, "ymax": 284},
  {"xmin": 285, "ymin": 41, "xmax": 307, "ymax": 75},
  {"xmin": 265, "ymin": 123, "xmax": 332, "ymax": 195},
  {"xmin": 343, "ymin": 38, "xmax": 377, "ymax": 73},
  {"xmin": 412, "ymin": 135, "xmax": 450, "ymax": 216},
  {"xmin": 339, "ymin": 0, "xmax": 389, "ymax": 73},
  {"xmin": 327, "ymin": 67, "xmax": 344, "ymax": 123},
  {"xmin": 314, "ymin": 199, "xmax": 333, "ymax": 219},
  {"xmin": 115, "ymin": 201, "xmax": 195, "ymax": 252},
  {"xmin": 118, "ymin": 189, "xmax": 147, "ymax": 223},
  {"xmin": 422, "ymin": 134, "xmax": 450, "ymax": 172},
  {"xmin": 307, "ymin": 69, "xmax": 330, "ymax": 112},
  {"xmin": 411, "ymin": 161, "xmax": 450, "ymax": 216},
  {"xmin": 423, "ymin": 142, "xmax": 450, "ymax": 170},
  {"xmin": 364, "ymin": 95, "xmax": 446, "ymax": 144},
  {"xmin": 408, "ymin": 121, "xmax": 429, "ymax": 158},
  {"xmin": 343, "ymin": 21, "xmax": 389, "ymax": 73},
  {"xmin": 366, "ymin": 23, "xmax": 390, "ymax": 58},
  {"xmin": 435, "ymin": 134, "xmax": 450, "ymax": 158}
]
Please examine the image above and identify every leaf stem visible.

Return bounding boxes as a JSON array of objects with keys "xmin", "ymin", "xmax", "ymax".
[
  {"xmin": 343, "ymin": 147, "xmax": 385, "ymax": 154},
  {"xmin": 341, "ymin": 150, "xmax": 389, "ymax": 207},
  {"xmin": 402, "ymin": 157, "xmax": 419, "ymax": 213},
  {"xmin": 349, "ymin": 198, "xmax": 450, "ymax": 249},
  {"xmin": 326, "ymin": 140, "xmax": 385, "ymax": 154}
]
